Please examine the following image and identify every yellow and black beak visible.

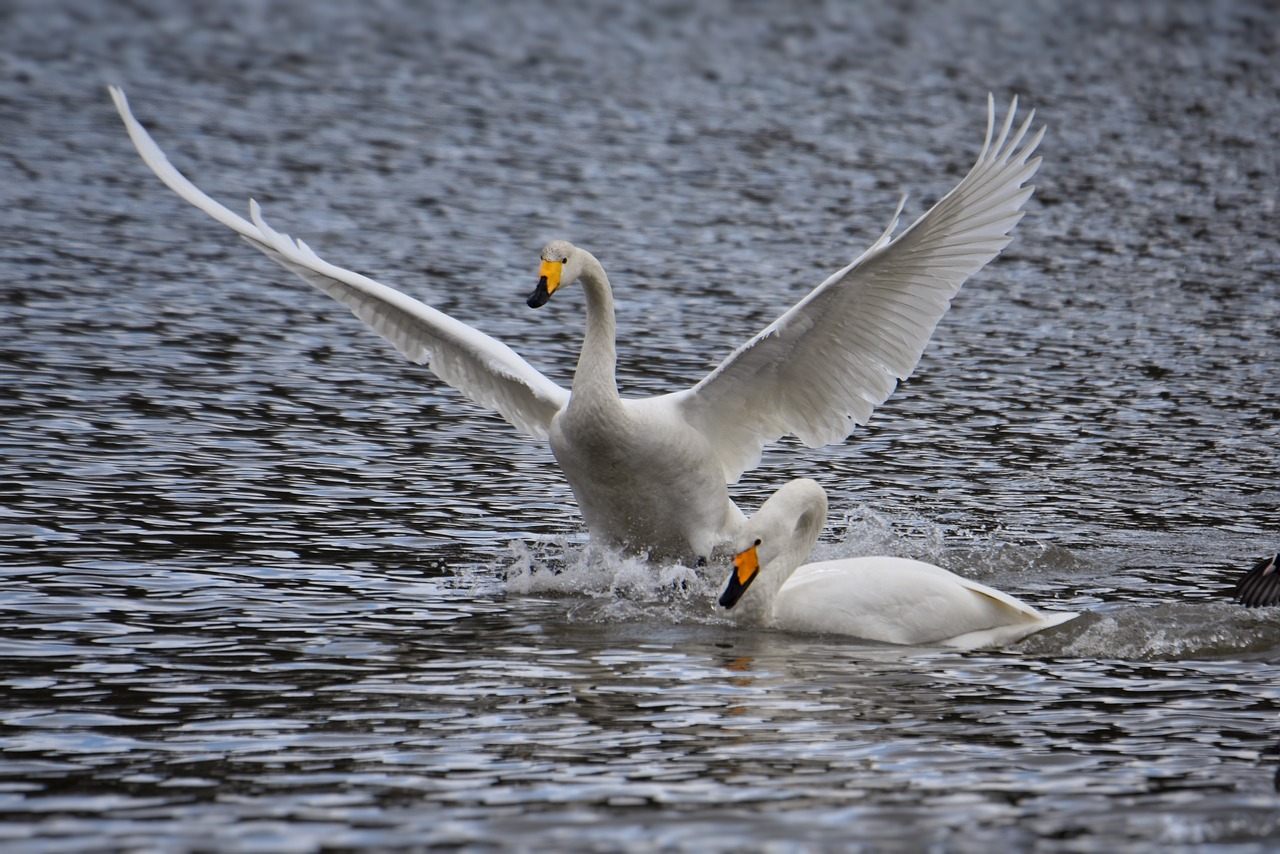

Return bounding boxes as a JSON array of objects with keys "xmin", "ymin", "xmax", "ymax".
[
  {"xmin": 719, "ymin": 542, "xmax": 761, "ymax": 609},
  {"xmin": 527, "ymin": 259, "xmax": 563, "ymax": 308}
]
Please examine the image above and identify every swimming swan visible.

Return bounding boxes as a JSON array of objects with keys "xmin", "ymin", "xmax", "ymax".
[
  {"xmin": 719, "ymin": 479, "xmax": 1078, "ymax": 648},
  {"xmin": 109, "ymin": 87, "xmax": 1043, "ymax": 562}
]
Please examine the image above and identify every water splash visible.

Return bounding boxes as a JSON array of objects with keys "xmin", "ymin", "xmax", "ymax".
[
  {"xmin": 1021, "ymin": 602, "xmax": 1280, "ymax": 660},
  {"xmin": 492, "ymin": 511, "xmax": 1097, "ymax": 636},
  {"xmin": 486, "ymin": 513, "xmax": 1276, "ymax": 661},
  {"xmin": 496, "ymin": 538, "xmax": 727, "ymax": 625}
]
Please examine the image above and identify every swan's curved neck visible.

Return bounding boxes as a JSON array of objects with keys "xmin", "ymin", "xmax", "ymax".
[
  {"xmin": 735, "ymin": 479, "xmax": 828, "ymax": 623},
  {"xmin": 572, "ymin": 252, "xmax": 619, "ymax": 406}
]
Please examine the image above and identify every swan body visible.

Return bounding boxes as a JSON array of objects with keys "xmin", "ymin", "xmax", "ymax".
[
  {"xmin": 110, "ymin": 87, "xmax": 1043, "ymax": 562},
  {"xmin": 720, "ymin": 479, "xmax": 1077, "ymax": 648},
  {"xmin": 528, "ymin": 242, "xmax": 747, "ymax": 558}
]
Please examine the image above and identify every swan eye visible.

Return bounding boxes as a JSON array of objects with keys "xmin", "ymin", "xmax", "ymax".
[
  {"xmin": 560, "ymin": 257, "xmax": 568, "ymax": 263},
  {"xmin": 754, "ymin": 538, "xmax": 762, "ymax": 546}
]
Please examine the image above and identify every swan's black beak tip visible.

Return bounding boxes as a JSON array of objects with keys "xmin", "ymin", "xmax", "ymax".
[
  {"xmin": 719, "ymin": 569, "xmax": 756, "ymax": 609},
  {"xmin": 527, "ymin": 277, "xmax": 551, "ymax": 309}
]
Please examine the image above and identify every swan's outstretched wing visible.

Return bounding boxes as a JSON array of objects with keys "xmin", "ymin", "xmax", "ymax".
[
  {"xmin": 109, "ymin": 86, "xmax": 569, "ymax": 439},
  {"xmin": 671, "ymin": 95, "xmax": 1044, "ymax": 482}
]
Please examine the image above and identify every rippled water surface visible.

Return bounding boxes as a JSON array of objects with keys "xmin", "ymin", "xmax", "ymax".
[{"xmin": 3, "ymin": 0, "xmax": 1280, "ymax": 850}]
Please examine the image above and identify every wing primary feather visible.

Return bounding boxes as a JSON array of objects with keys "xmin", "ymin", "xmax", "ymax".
[
  {"xmin": 976, "ymin": 93, "xmax": 997, "ymax": 163},
  {"xmin": 989, "ymin": 95, "xmax": 1018, "ymax": 159}
]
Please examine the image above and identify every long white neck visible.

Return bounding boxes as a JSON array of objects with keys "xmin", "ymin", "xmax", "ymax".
[
  {"xmin": 733, "ymin": 479, "xmax": 828, "ymax": 625},
  {"xmin": 570, "ymin": 251, "xmax": 619, "ymax": 408}
]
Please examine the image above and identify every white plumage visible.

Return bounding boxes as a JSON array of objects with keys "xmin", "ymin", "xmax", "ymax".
[
  {"xmin": 719, "ymin": 479, "xmax": 1078, "ymax": 649},
  {"xmin": 110, "ymin": 88, "xmax": 1042, "ymax": 562}
]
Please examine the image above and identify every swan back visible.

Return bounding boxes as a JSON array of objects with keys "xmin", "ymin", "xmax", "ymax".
[{"xmin": 773, "ymin": 557, "xmax": 1065, "ymax": 647}]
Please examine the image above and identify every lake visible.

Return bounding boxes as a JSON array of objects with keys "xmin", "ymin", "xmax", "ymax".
[{"xmin": 2, "ymin": 0, "xmax": 1279, "ymax": 849}]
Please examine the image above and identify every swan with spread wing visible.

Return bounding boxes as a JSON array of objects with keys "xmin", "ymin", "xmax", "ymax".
[{"xmin": 110, "ymin": 87, "xmax": 1043, "ymax": 563}]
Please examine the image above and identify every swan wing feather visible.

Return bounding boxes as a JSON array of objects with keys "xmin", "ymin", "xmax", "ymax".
[
  {"xmin": 109, "ymin": 86, "xmax": 568, "ymax": 440},
  {"xmin": 671, "ymin": 95, "xmax": 1044, "ymax": 482}
]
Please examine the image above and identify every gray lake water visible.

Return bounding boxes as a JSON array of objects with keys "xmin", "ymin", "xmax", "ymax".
[{"xmin": 3, "ymin": 0, "xmax": 1280, "ymax": 850}]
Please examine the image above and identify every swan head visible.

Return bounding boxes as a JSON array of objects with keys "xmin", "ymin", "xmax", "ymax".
[
  {"xmin": 720, "ymin": 538, "xmax": 764, "ymax": 609},
  {"xmin": 528, "ymin": 240, "xmax": 584, "ymax": 308},
  {"xmin": 1233, "ymin": 552, "xmax": 1280, "ymax": 607},
  {"xmin": 719, "ymin": 478, "xmax": 828, "ymax": 612}
]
